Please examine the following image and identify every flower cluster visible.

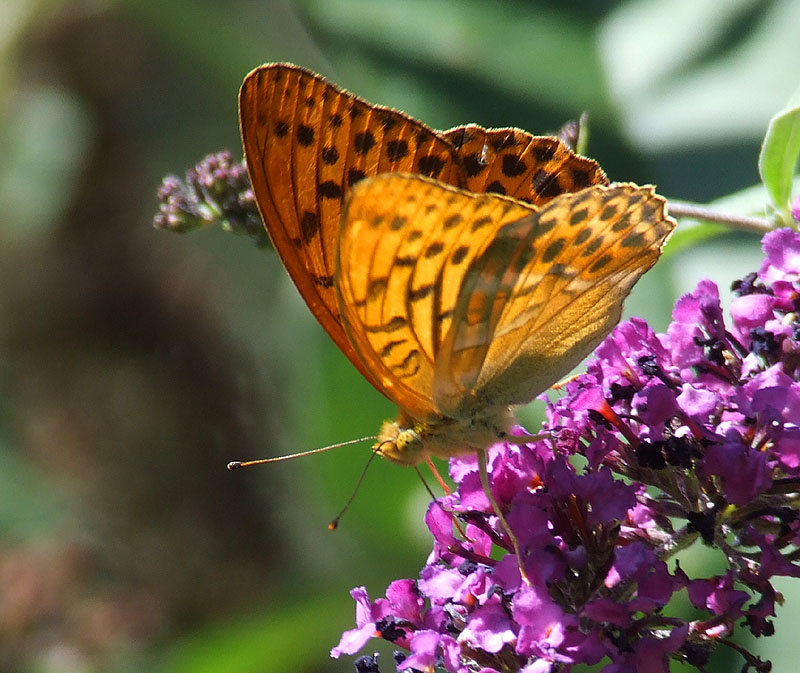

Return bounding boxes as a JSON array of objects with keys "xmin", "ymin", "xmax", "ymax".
[
  {"xmin": 332, "ymin": 228, "xmax": 800, "ymax": 673},
  {"xmin": 153, "ymin": 151, "xmax": 266, "ymax": 245}
]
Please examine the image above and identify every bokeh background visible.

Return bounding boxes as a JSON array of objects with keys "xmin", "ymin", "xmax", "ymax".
[{"xmin": 0, "ymin": 1, "xmax": 797, "ymax": 671}]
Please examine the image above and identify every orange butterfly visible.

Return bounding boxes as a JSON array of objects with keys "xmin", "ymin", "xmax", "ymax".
[{"xmin": 238, "ymin": 63, "xmax": 674, "ymax": 467}]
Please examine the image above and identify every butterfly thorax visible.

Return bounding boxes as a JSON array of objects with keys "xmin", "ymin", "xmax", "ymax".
[{"xmin": 373, "ymin": 408, "xmax": 515, "ymax": 466}]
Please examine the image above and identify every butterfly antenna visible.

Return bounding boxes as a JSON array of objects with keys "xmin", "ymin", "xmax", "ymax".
[
  {"xmin": 414, "ymin": 465, "xmax": 439, "ymax": 502},
  {"xmin": 328, "ymin": 449, "xmax": 380, "ymax": 530},
  {"xmin": 227, "ymin": 436, "xmax": 375, "ymax": 469}
]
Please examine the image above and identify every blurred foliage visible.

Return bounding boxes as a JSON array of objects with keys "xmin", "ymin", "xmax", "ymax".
[{"xmin": 0, "ymin": 1, "xmax": 796, "ymax": 672}]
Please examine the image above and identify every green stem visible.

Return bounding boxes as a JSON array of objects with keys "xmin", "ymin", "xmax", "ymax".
[
  {"xmin": 666, "ymin": 200, "xmax": 773, "ymax": 234},
  {"xmin": 477, "ymin": 450, "xmax": 531, "ymax": 586}
]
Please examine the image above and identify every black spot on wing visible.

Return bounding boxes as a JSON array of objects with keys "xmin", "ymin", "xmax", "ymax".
[
  {"xmin": 425, "ymin": 242, "xmax": 445, "ymax": 258},
  {"xmin": 486, "ymin": 181, "xmax": 506, "ymax": 195},
  {"xmin": 575, "ymin": 227, "xmax": 592, "ymax": 245},
  {"xmin": 354, "ymin": 131, "xmax": 376, "ymax": 154},
  {"xmin": 451, "ymin": 246, "xmax": 469, "ymax": 264},
  {"xmin": 380, "ymin": 339, "xmax": 405, "ymax": 358},
  {"xmin": 463, "ymin": 152, "xmax": 487, "ymax": 177},
  {"xmin": 297, "ymin": 124, "xmax": 315, "ymax": 146},
  {"xmin": 590, "ymin": 255, "xmax": 612, "ymax": 272},
  {"xmin": 532, "ymin": 170, "xmax": 563, "ymax": 198},
  {"xmin": 542, "ymin": 238, "xmax": 566, "ymax": 264},
  {"xmin": 321, "ymin": 146, "xmax": 340, "ymax": 165},
  {"xmin": 367, "ymin": 277, "xmax": 388, "ymax": 300},
  {"xmin": 386, "ymin": 139, "xmax": 409, "ymax": 162},
  {"xmin": 348, "ymin": 168, "xmax": 367, "ymax": 186},
  {"xmin": 569, "ymin": 208, "xmax": 588, "ymax": 226},
  {"xmin": 612, "ymin": 214, "xmax": 634, "ymax": 232},
  {"xmin": 301, "ymin": 211, "xmax": 319, "ymax": 243},
  {"xmin": 622, "ymin": 231, "xmax": 646, "ymax": 248},
  {"xmin": 570, "ymin": 168, "xmax": 593, "ymax": 188},
  {"xmin": 443, "ymin": 213, "xmax": 463, "ymax": 230},
  {"xmin": 471, "ymin": 215, "xmax": 493, "ymax": 232},
  {"xmin": 418, "ymin": 155, "xmax": 447, "ymax": 178},
  {"xmin": 366, "ymin": 316, "xmax": 408, "ymax": 333},
  {"xmin": 532, "ymin": 144, "xmax": 556, "ymax": 162},
  {"xmin": 582, "ymin": 235, "xmax": 604, "ymax": 256},
  {"xmin": 600, "ymin": 203, "xmax": 619, "ymax": 221},
  {"xmin": 319, "ymin": 181, "xmax": 344, "ymax": 199},
  {"xmin": 409, "ymin": 283, "xmax": 435, "ymax": 301},
  {"xmin": 393, "ymin": 349, "xmax": 421, "ymax": 378},
  {"xmin": 501, "ymin": 154, "xmax": 527, "ymax": 177}
]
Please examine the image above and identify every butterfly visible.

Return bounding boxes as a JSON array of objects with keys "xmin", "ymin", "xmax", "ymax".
[{"xmin": 238, "ymin": 63, "xmax": 675, "ymax": 468}]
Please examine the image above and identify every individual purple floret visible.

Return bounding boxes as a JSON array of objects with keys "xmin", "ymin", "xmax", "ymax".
[
  {"xmin": 153, "ymin": 151, "xmax": 266, "ymax": 245},
  {"xmin": 333, "ymin": 228, "xmax": 800, "ymax": 673}
]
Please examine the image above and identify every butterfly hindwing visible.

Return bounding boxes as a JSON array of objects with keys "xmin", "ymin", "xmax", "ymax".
[{"xmin": 433, "ymin": 183, "xmax": 674, "ymax": 418}]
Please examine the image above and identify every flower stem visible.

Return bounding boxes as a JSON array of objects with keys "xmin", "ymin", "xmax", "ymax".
[
  {"xmin": 477, "ymin": 450, "xmax": 531, "ymax": 586},
  {"xmin": 666, "ymin": 200, "xmax": 773, "ymax": 233}
]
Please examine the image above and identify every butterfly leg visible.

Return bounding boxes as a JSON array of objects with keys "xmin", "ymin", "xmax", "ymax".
[
  {"xmin": 477, "ymin": 449, "xmax": 531, "ymax": 587},
  {"xmin": 425, "ymin": 457, "xmax": 451, "ymax": 495},
  {"xmin": 503, "ymin": 431, "xmax": 550, "ymax": 445}
]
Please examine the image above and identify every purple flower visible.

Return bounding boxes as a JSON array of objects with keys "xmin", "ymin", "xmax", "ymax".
[
  {"xmin": 331, "ymin": 582, "xmax": 423, "ymax": 657},
  {"xmin": 398, "ymin": 630, "xmax": 459, "ymax": 672},
  {"xmin": 334, "ymin": 230, "xmax": 800, "ymax": 673},
  {"xmin": 154, "ymin": 151, "xmax": 266, "ymax": 245},
  {"xmin": 459, "ymin": 597, "xmax": 516, "ymax": 654}
]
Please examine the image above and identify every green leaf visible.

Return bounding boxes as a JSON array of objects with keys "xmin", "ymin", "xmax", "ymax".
[{"xmin": 758, "ymin": 83, "xmax": 800, "ymax": 222}]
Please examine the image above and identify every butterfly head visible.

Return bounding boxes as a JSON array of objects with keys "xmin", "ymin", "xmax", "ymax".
[{"xmin": 373, "ymin": 418, "xmax": 426, "ymax": 466}]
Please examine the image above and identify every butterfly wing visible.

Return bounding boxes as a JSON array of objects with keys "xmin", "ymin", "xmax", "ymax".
[
  {"xmin": 336, "ymin": 173, "xmax": 536, "ymax": 422},
  {"xmin": 239, "ymin": 63, "xmax": 462, "ymax": 395},
  {"xmin": 240, "ymin": 63, "xmax": 631, "ymax": 417},
  {"xmin": 433, "ymin": 183, "xmax": 675, "ymax": 418},
  {"xmin": 443, "ymin": 126, "xmax": 607, "ymax": 204}
]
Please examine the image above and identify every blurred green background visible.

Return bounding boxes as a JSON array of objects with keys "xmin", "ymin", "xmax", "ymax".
[{"xmin": 0, "ymin": 1, "xmax": 797, "ymax": 671}]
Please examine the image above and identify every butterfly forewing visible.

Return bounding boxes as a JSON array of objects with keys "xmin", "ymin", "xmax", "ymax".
[
  {"xmin": 443, "ymin": 126, "xmax": 608, "ymax": 205},
  {"xmin": 240, "ymin": 63, "xmax": 462, "ymax": 396},
  {"xmin": 433, "ymin": 183, "xmax": 674, "ymax": 418}
]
